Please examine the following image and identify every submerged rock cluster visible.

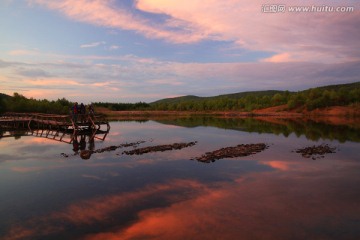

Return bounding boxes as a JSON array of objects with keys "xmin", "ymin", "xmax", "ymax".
[
  {"xmin": 192, "ymin": 143, "xmax": 269, "ymax": 163},
  {"xmin": 61, "ymin": 139, "xmax": 338, "ymax": 163},
  {"xmin": 93, "ymin": 141, "xmax": 146, "ymax": 154},
  {"xmin": 295, "ymin": 144, "xmax": 337, "ymax": 160},
  {"xmin": 122, "ymin": 141, "xmax": 197, "ymax": 155}
]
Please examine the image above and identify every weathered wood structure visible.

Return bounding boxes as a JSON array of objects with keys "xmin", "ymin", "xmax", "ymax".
[{"xmin": 0, "ymin": 112, "xmax": 110, "ymax": 133}]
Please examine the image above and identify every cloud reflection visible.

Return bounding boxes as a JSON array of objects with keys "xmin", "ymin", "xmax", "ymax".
[
  {"xmin": 3, "ymin": 162, "xmax": 360, "ymax": 240},
  {"xmin": 2, "ymin": 179, "xmax": 208, "ymax": 239},
  {"xmin": 85, "ymin": 168, "xmax": 360, "ymax": 240},
  {"xmin": 261, "ymin": 160, "xmax": 292, "ymax": 171}
]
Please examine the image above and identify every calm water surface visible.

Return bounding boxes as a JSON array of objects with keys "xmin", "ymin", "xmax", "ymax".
[{"xmin": 0, "ymin": 117, "xmax": 360, "ymax": 240}]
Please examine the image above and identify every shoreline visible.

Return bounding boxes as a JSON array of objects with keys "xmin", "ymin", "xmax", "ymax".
[
  {"xmin": 96, "ymin": 106, "xmax": 360, "ymax": 127},
  {"xmin": 97, "ymin": 105, "xmax": 360, "ymax": 118}
]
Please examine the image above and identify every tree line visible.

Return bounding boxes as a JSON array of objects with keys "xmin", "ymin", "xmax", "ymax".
[
  {"xmin": 1, "ymin": 84, "xmax": 360, "ymax": 114},
  {"xmin": 0, "ymin": 93, "xmax": 72, "ymax": 114},
  {"xmin": 93, "ymin": 102, "xmax": 150, "ymax": 111}
]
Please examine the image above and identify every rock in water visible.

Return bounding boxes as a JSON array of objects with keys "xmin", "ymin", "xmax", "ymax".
[
  {"xmin": 122, "ymin": 142, "xmax": 197, "ymax": 155},
  {"xmin": 295, "ymin": 144, "xmax": 336, "ymax": 160},
  {"xmin": 193, "ymin": 143, "xmax": 269, "ymax": 163}
]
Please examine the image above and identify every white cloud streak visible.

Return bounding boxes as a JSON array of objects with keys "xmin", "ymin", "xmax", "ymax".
[{"xmin": 80, "ymin": 41, "xmax": 106, "ymax": 48}]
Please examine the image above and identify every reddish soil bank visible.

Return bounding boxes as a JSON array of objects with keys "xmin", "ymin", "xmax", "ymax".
[
  {"xmin": 253, "ymin": 105, "xmax": 360, "ymax": 116},
  {"xmin": 252, "ymin": 105, "xmax": 360, "ymax": 127}
]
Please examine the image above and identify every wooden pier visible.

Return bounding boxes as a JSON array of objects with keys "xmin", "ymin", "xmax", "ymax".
[{"xmin": 0, "ymin": 112, "xmax": 110, "ymax": 133}]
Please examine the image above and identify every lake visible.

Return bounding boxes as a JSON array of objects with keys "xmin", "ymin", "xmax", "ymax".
[{"xmin": 1, "ymin": 117, "xmax": 360, "ymax": 240}]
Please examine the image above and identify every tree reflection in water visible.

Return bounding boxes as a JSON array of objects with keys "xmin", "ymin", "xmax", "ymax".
[{"xmin": 154, "ymin": 116, "xmax": 360, "ymax": 143}]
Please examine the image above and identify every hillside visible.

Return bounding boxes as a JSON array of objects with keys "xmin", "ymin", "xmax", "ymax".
[
  {"xmin": 0, "ymin": 93, "xmax": 11, "ymax": 100},
  {"xmin": 151, "ymin": 82, "xmax": 360, "ymax": 106},
  {"xmin": 151, "ymin": 95, "xmax": 201, "ymax": 105},
  {"xmin": 314, "ymin": 81, "xmax": 360, "ymax": 92},
  {"xmin": 151, "ymin": 90, "xmax": 286, "ymax": 105},
  {"xmin": 149, "ymin": 81, "xmax": 360, "ymax": 112}
]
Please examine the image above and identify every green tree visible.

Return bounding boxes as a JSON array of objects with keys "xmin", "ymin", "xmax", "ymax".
[
  {"xmin": 0, "ymin": 98, "xmax": 6, "ymax": 114},
  {"xmin": 271, "ymin": 93, "xmax": 285, "ymax": 106},
  {"xmin": 287, "ymin": 93, "xmax": 305, "ymax": 109}
]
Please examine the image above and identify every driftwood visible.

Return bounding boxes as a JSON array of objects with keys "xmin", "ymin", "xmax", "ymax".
[{"xmin": 193, "ymin": 143, "xmax": 269, "ymax": 163}]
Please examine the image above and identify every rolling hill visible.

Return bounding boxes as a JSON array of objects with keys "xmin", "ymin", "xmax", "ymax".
[
  {"xmin": 150, "ymin": 90, "xmax": 287, "ymax": 105},
  {"xmin": 150, "ymin": 81, "xmax": 360, "ymax": 106}
]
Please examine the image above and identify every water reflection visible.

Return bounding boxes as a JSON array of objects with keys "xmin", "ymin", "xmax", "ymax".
[
  {"xmin": 0, "ymin": 118, "xmax": 360, "ymax": 239},
  {"xmin": 0, "ymin": 128, "xmax": 30, "ymax": 140},
  {"xmin": 155, "ymin": 116, "xmax": 360, "ymax": 142},
  {"xmin": 0, "ymin": 128, "xmax": 109, "ymax": 160},
  {"xmin": 71, "ymin": 133, "xmax": 95, "ymax": 160},
  {"xmin": 3, "ymin": 170, "xmax": 360, "ymax": 240}
]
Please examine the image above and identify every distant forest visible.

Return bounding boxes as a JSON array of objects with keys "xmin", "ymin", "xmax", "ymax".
[
  {"xmin": 92, "ymin": 81, "xmax": 360, "ymax": 112},
  {"xmin": 1, "ymin": 82, "xmax": 360, "ymax": 114},
  {"xmin": 150, "ymin": 82, "xmax": 360, "ymax": 111}
]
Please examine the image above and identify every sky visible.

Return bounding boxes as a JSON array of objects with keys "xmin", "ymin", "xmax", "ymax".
[{"xmin": 0, "ymin": 0, "xmax": 359, "ymax": 103}]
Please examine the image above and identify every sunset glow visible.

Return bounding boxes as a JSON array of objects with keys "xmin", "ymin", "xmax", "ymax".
[{"xmin": 1, "ymin": 0, "xmax": 359, "ymax": 103}]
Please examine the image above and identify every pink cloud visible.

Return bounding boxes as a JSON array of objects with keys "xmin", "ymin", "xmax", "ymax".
[
  {"xmin": 90, "ymin": 81, "xmax": 112, "ymax": 87},
  {"xmin": 30, "ymin": 0, "xmax": 202, "ymax": 44},
  {"xmin": 2, "ymin": 53, "xmax": 359, "ymax": 103},
  {"xmin": 25, "ymin": 0, "xmax": 360, "ymax": 63},
  {"xmin": 136, "ymin": 0, "xmax": 360, "ymax": 62},
  {"xmin": 262, "ymin": 53, "xmax": 292, "ymax": 63},
  {"xmin": 24, "ymin": 78, "xmax": 82, "ymax": 86},
  {"xmin": 22, "ymin": 89, "xmax": 73, "ymax": 101},
  {"xmin": 147, "ymin": 78, "xmax": 184, "ymax": 86}
]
